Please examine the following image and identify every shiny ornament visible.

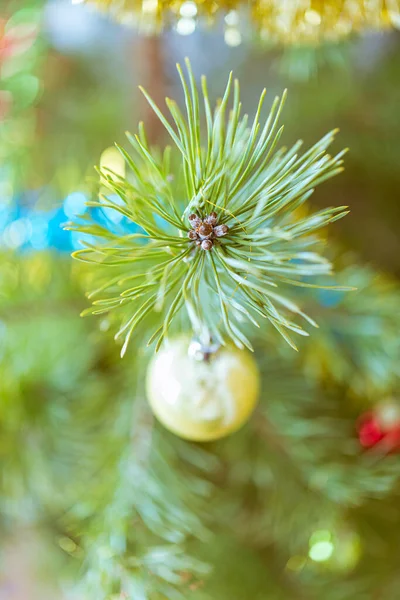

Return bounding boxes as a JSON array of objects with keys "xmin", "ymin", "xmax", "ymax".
[
  {"xmin": 77, "ymin": 0, "xmax": 400, "ymax": 44},
  {"xmin": 357, "ymin": 401, "xmax": 400, "ymax": 452},
  {"xmin": 146, "ymin": 336, "xmax": 260, "ymax": 441}
]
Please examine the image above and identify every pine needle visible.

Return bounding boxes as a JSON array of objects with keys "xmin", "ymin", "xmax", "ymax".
[{"xmin": 71, "ymin": 59, "xmax": 348, "ymax": 353}]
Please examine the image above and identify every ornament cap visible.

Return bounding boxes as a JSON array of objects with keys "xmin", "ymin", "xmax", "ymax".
[{"xmin": 188, "ymin": 337, "xmax": 221, "ymax": 362}]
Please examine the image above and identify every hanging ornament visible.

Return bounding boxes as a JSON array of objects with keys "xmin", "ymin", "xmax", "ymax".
[
  {"xmin": 146, "ymin": 336, "xmax": 260, "ymax": 441},
  {"xmin": 357, "ymin": 400, "xmax": 400, "ymax": 452},
  {"xmin": 76, "ymin": 0, "xmax": 400, "ymax": 44}
]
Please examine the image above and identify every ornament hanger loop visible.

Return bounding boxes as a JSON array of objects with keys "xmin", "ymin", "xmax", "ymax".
[{"xmin": 188, "ymin": 337, "xmax": 220, "ymax": 362}]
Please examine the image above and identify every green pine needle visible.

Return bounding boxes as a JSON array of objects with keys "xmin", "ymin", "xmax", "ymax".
[{"xmin": 67, "ymin": 58, "xmax": 349, "ymax": 356}]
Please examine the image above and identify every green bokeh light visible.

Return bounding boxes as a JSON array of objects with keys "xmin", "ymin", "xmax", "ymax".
[{"xmin": 309, "ymin": 540, "xmax": 335, "ymax": 562}]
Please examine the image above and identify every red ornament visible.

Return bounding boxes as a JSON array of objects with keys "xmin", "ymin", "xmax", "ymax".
[{"xmin": 357, "ymin": 410, "xmax": 400, "ymax": 453}]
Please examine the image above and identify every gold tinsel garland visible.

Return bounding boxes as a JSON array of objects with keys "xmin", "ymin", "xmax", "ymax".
[{"xmin": 75, "ymin": 0, "xmax": 400, "ymax": 43}]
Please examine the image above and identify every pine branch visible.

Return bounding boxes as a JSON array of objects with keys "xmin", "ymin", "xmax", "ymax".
[
  {"xmin": 73, "ymin": 402, "xmax": 212, "ymax": 600},
  {"xmin": 68, "ymin": 59, "xmax": 349, "ymax": 355},
  {"xmin": 298, "ymin": 265, "xmax": 400, "ymax": 397},
  {"xmin": 3, "ymin": 252, "xmax": 400, "ymax": 598},
  {"xmin": 213, "ymin": 352, "xmax": 400, "ymax": 575}
]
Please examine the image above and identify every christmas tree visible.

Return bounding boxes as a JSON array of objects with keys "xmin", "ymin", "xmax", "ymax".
[{"xmin": 1, "ymin": 1, "xmax": 400, "ymax": 599}]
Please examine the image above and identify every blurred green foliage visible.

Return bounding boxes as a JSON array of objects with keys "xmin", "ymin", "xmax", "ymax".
[{"xmin": 1, "ymin": 3, "xmax": 400, "ymax": 598}]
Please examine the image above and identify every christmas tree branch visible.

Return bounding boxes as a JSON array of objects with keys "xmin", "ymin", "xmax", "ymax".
[
  {"xmin": 3, "ymin": 252, "xmax": 400, "ymax": 598},
  {"xmin": 67, "ymin": 59, "xmax": 350, "ymax": 355}
]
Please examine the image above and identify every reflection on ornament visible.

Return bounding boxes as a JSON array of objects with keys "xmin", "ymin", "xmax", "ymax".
[
  {"xmin": 146, "ymin": 336, "xmax": 259, "ymax": 441},
  {"xmin": 376, "ymin": 399, "xmax": 400, "ymax": 429},
  {"xmin": 76, "ymin": 0, "xmax": 400, "ymax": 44}
]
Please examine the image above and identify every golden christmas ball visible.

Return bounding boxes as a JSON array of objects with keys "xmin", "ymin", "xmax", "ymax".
[
  {"xmin": 146, "ymin": 336, "xmax": 260, "ymax": 441},
  {"xmin": 77, "ymin": 0, "xmax": 400, "ymax": 44}
]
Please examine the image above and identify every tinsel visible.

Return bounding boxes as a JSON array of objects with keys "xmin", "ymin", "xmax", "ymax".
[{"xmin": 78, "ymin": 0, "xmax": 400, "ymax": 43}]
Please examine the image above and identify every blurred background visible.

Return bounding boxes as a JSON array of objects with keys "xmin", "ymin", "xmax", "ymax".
[
  {"xmin": 1, "ymin": 0, "xmax": 399, "ymax": 270},
  {"xmin": 1, "ymin": 1, "xmax": 400, "ymax": 598}
]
